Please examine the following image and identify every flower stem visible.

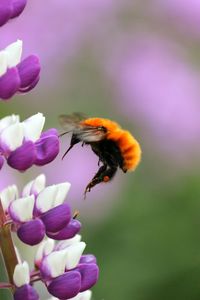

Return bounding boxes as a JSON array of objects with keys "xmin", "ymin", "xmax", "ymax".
[
  {"xmin": 0, "ymin": 200, "xmax": 18, "ymax": 289},
  {"xmin": 0, "ymin": 282, "xmax": 14, "ymax": 289},
  {"xmin": 30, "ymin": 276, "xmax": 41, "ymax": 284}
]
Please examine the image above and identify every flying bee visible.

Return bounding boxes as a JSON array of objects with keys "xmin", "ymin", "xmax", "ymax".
[{"xmin": 59, "ymin": 113, "xmax": 141, "ymax": 197}]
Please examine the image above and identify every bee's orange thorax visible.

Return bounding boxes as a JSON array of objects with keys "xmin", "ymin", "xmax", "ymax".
[{"xmin": 82, "ymin": 118, "xmax": 141, "ymax": 172}]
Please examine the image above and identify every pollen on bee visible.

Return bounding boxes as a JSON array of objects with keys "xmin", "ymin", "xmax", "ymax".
[{"xmin": 103, "ymin": 176, "xmax": 110, "ymax": 182}]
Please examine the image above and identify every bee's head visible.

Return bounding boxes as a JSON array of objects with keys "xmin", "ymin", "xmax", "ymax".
[{"xmin": 97, "ymin": 126, "xmax": 107, "ymax": 133}]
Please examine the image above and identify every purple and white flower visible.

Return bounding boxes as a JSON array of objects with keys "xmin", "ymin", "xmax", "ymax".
[
  {"xmin": 0, "ymin": 176, "xmax": 99, "ymax": 298},
  {"xmin": 0, "ymin": 174, "xmax": 81, "ymax": 245},
  {"xmin": 0, "ymin": 0, "xmax": 27, "ymax": 27},
  {"xmin": 13, "ymin": 262, "xmax": 39, "ymax": 300},
  {"xmin": 12, "ymin": 239, "xmax": 97, "ymax": 300},
  {"xmin": 0, "ymin": 40, "xmax": 40, "ymax": 100},
  {"xmin": 0, "ymin": 113, "xmax": 59, "ymax": 171},
  {"xmin": 36, "ymin": 236, "xmax": 99, "ymax": 299}
]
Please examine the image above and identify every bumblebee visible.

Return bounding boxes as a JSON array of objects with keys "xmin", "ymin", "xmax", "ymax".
[{"xmin": 59, "ymin": 113, "xmax": 141, "ymax": 197}]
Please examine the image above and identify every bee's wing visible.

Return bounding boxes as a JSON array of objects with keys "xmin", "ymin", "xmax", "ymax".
[
  {"xmin": 59, "ymin": 112, "xmax": 87, "ymax": 124},
  {"xmin": 59, "ymin": 113, "xmax": 106, "ymax": 142},
  {"xmin": 59, "ymin": 112, "xmax": 87, "ymax": 132},
  {"xmin": 76, "ymin": 126, "xmax": 106, "ymax": 142}
]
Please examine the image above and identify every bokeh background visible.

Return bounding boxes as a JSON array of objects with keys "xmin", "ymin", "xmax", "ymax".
[{"xmin": 1, "ymin": 0, "xmax": 200, "ymax": 299}]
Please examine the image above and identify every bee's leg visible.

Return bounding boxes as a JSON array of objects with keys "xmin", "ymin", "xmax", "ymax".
[
  {"xmin": 93, "ymin": 164, "xmax": 107, "ymax": 179},
  {"xmin": 84, "ymin": 165, "xmax": 117, "ymax": 198},
  {"xmin": 101, "ymin": 166, "xmax": 118, "ymax": 183},
  {"xmin": 84, "ymin": 165, "xmax": 107, "ymax": 197}
]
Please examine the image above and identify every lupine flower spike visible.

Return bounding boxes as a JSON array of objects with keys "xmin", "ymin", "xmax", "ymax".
[
  {"xmin": 0, "ymin": 40, "xmax": 40, "ymax": 100},
  {"xmin": 0, "ymin": 0, "xmax": 27, "ymax": 27},
  {"xmin": 0, "ymin": 174, "xmax": 81, "ymax": 245},
  {"xmin": 0, "ymin": 113, "xmax": 59, "ymax": 170},
  {"xmin": 36, "ymin": 236, "xmax": 99, "ymax": 299},
  {"xmin": 0, "ymin": 175, "xmax": 99, "ymax": 299}
]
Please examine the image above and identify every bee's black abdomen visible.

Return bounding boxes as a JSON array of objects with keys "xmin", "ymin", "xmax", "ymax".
[{"xmin": 90, "ymin": 140, "xmax": 124, "ymax": 169}]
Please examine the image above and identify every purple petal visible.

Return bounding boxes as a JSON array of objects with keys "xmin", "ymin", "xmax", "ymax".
[
  {"xmin": 40, "ymin": 203, "xmax": 71, "ymax": 233},
  {"xmin": 14, "ymin": 284, "xmax": 39, "ymax": 300},
  {"xmin": 17, "ymin": 219, "xmax": 45, "ymax": 245},
  {"xmin": 47, "ymin": 271, "xmax": 81, "ymax": 299},
  {"xmin": 0, "ymin": 0, "xmax": 12, "ymax": 26},
  {"xmin": 80, "ymin": 255, "xmax": 97, "ymax": 265},
  {"xmin": 76, "ymin": 263, "xmax": 99, "ymax": 292},
  {"xmin": 10, "ymin": 0, "xmax": 27, "ymax": 19},
  {"xmin": 47, "ymin": 219, "xmax": 81, "ymax": 240},
  {"xmin": 0, "ymin": 156, "xmax": 4, "ymax": 170},
  {"xmin": 17, "ymin": 55, "xmax": 40, "ymax": 89},
  {"xmin": 40, "ymin": 128, "xmax": 59, "ymax": 138},
  {"xmin": 7, "ymin": 141, "xmax": 36, "ymax": 171},
  {"xmin": 0, "ymin": 67, "xmax": 20, "ymax": 100},
  {"xmin": 18, "ymin": 74, "xmax": 40, "ymax": 93},
  {"xmin": 34, "ymin": 135, "xmax": 59, "ymax": 166}
]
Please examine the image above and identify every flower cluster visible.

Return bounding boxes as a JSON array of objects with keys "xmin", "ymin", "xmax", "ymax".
[
  {"xmin": 0, "ymin": 174, "xmax": 81, "ymax": 245},
  {"xmin": 0, "ymin": 0, "xmax": 27, "ymax": 27},
  {"xmin": 0, "ymin": 1, "xmax": 100, "ymax": 300},
  {"xmin": 0, "ymin": 40, "xmax": 40, "ymax": 100},
  {"xmin": 13, "ymin": 236, "xmax": 98, "ymax": 300},
  {"xmin": 0, "ymin": 175, "xmax": 99, "ymax": 299},
  {"xmin": 37, "ymin": 236, "xmax": 98, "ymax": 299},
  {"xmin": 0, "ymin": 113, "xmax": 59, "ymax": 171}
]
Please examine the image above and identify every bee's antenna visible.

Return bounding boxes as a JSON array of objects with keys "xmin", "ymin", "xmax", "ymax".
[{"xmin": 59, "ymin": 131, "xmax": 70, "ymax": 138}]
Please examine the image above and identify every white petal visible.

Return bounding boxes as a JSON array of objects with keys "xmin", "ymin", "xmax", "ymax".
[
  {"xmin": 44, "ymin": 250, "xmax": 68, "ymax": 278},
  {"xmin": 5, "ymin": 40, "xmax": 22, "ymax": 68},
  {"xmin": 22, "ymin": 181, "xmax": 33, "ymax": 197},
  {"xmin": 65, "ymin": 242, "xmax": 86, "ymax": 270},
  {"xmin": 54, "ymin": 182, "xmax": 71, "ymax": 206},
  {"xmin": 32, "ymin": 174, "xmax": 46, "ymax": 194},
  {"xmin": 0, "ymin": 51, "xmax": 7, "ymax": 76},
  {"xmin": 0, "ymin": 184, "xmax": 18, "ymax": 212},
  {"xmin": 9, "ymin": 195, "xmax": 35, "ymax": 222},
  {"xmin": 35, "ymin": 238, "xmax": 55, "ymax": 265},
  {"xmin": 1, "ymin": 123, "xmax": 24, "ymax": 151},
  {"xmin": 48, "ymin": 290, "xmax": 92, "ymax": 300},
  {"xmin": 13, "ymin": 261, "xmax": 30, "ymax": 287},
  {"xmin": 55, "ymin": 235, "xmax": 82, "ymax": 251},
  {"xmin": 22, "ymin": 174, "xmax": 46, "ymax": 196},
  {"xmin": 23, "ymin": 113, "xmax": 45, "ymax": 142},
  {"xmin": 0, "ymin": 115, "xmax": 20, "ymax": 134},
  {"xmin": 46, "ymin": 289, "xmax": 92, "ymax": 300},
  {"xmin": 36, "ymin": 185, "xmax": 57, "ymax": 213},
  {"xmin": 36, "ymin": 182, "xmax": 70, "ymax": 213},
  {"xmin": 70, "ymin": 290, "xmax": 92, "ymax": 300}
]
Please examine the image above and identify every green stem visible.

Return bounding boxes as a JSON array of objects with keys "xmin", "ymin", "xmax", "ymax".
[{"xmin": 0, "ymin": 200, "xmax": 18, "ymax": 289}]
